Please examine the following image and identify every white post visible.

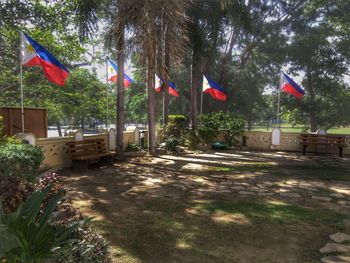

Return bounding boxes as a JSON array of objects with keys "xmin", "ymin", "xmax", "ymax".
[
  {"xmin": 20, "ymin": 31, "xmax": 24, "ymax": 133},
  {"xmin": 277, "ymin": 89, "xmax": 280, "ymax": 128},
  {"xmin": 106, "ymin": 58, "xmax": 109, "ymax": 128}
]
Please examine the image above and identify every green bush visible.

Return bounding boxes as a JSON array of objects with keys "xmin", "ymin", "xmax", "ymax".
[
  {"xmin": 0, "ymin": 136, "xmax": 22, "ymax": 145},
  {"xmin": 165, "ymin": 137, "xmax": 179, "ymax": 152},
  {"xmin": 197, "ymin": 112, "xmax": 245, "ymax": 146},
  {"xmin": 224, "ymin": 117, "xmax": 245, "ymax": 146},
  {"xmin": 125, "ymin": 142, "xmax": 141, "ymax": 152},
  {"xmin": 0, "ymin": 143, "xmax": 44, "ymax": 182},
  {"xmin": 0, "ymin": 186, "xmax": 91, "ymax": 263},
  {"xmin": 160, "ymin": 115, "xmax": 188, "ymax": 143},
  {"xmin": 184, "ymin": 130, "xmax": 200, "ymax": 149},
  {"xmin": 197, "ymin": 112, "xmax": 223, "ymax": 144}
]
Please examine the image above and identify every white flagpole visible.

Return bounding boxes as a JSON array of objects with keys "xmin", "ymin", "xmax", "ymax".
[
  {"xmin": 277, "ymin": 71, "xmax": 283, "ymax": 128},
  {"xmin": 20, "ymin": 31, "xmax": 25, "ymax": 133},
  {"xmin": 106, "ymin": 58, "xmax": 109, "ymax": 128},
  {"xmin": 200, "ymin": 90, "xmax": 203, "ymax": 115},
  {"xmin": 200, "ymin": 75, "xmax": 204, "ymax": 115}
]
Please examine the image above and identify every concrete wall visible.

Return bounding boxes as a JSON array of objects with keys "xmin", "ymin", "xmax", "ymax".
[{"xmin": 30, "ymin": 130, "xmax": 349, "ymax": 170}]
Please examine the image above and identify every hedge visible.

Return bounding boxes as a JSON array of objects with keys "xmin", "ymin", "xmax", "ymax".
[{"xmin": 0, "ymin": 143, "xmax": 44, "ymax": 182}]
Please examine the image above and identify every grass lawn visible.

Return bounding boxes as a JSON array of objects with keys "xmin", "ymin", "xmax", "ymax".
[
  {"xmin": 250, "ymin": 126, "xmax": 350, "ymax": 134},
  {"xmin": 61, "ymin": 152, "xmax": 350, "ymax": 263}
]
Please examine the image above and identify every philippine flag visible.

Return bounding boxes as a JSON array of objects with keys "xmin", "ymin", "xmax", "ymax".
[
  {"xmin": 203, "ymin": 75, "xmax": 227, "ymax": 101},
  {"xmin": 21, "ymin": 32, "xmax": 70, "ymax": 86},
  {"xmin": 168, "ymin": 81, "xmax": 179, "ymax": 97},
  {"xmin": 155, "ymin": 74, "xmax": 179, "ymax": 97},
  {"xmin": 155, "ymin": 74, "xmax": 162, "ymax": 92},
  {"xmin": 280, "ymin": 72, "xmax": 304, "ymax": 99},
  {"xmin": 107, "ymin": 58, "xmax": 134, "ymax": 87}
]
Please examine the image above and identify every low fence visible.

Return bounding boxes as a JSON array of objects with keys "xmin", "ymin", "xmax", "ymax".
[
  {"xmin": 19, "ymin": 129, "xmax": 350, "ymax": 170},
  {"xmin": 242, "ymin": 131, "xmax": 350, "ymax": 155}
]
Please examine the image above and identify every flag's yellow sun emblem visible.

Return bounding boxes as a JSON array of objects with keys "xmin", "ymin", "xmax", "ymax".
[
  {"xmin": 26, "ymin": 44, "xmax": 35, "ymax": 53},
  {"xmin": 109, "ymin": 66, "xmax": 114, "ymax": 73}
]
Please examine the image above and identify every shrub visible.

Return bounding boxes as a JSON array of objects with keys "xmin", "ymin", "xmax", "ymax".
[
  {"xmin": 184, "ymin": 130, "xmax": 200, "ymax": 149},
  {"xmin": 0, "ymin": 186, "xmax": 91, "ymax": 263},
  {"xmin": 197, "ymin": 112, "xmax": 245, "ymax": 146},
  {"xmin": 160, "ymin": 115, "xmax": 188, "ymax": 143},
  {"xmin": 197, "ymin": 112, "xmax": 223, "ymax": 144},
  {"xmin": 165, "ymin": 137, "xmax": 179, "ymax": 152},
  {"xmin": 0, "ymin": 136, "xmax": 22, "ymax": 145},
  {"xmin": 0, "ymin": 143, "xmax": 44, "ymax": 182},
  {"xmin": 125, "ymin": 142, "xmax": 141, "ymax": 152},
  {"xmin": 223, "ymin": 117, "xmax": 245, "ymax": 146}
]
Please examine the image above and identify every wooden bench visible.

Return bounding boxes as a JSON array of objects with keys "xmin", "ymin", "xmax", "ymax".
[
  {"xmin": 68, "ymin": 139, "xmax": 115, "ymax": 162},
  {"xmin": 300, "ymin": 133, "xmax": 347, "ymax": 157}
]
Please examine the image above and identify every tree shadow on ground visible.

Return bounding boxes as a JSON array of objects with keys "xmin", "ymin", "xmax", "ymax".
[{"xmin": 59, "ymin": 151, "xmax": 350, "ymax": 263}]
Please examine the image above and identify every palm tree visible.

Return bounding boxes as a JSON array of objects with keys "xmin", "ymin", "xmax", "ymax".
[
  {"xmin": 74, "ymin": 0, "xmax": 189, "ymax": 156},
  {"xmin": 122, "ymin": 0, "xmax": 189, "ymax": 155}
]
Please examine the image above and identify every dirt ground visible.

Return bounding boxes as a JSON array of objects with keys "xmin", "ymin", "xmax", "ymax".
[{"xmin": 59, "ymin": 151, "xmax": 350, "ymax": 263}]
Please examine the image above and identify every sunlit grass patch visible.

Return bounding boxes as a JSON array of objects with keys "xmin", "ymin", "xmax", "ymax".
[
  {"xmin": 194, "ymin": 200, "xmax": 347, "ymax": 227},
  {"xmin": 181, "ymin": 162, "xmax": 274, "ymax": 175}
]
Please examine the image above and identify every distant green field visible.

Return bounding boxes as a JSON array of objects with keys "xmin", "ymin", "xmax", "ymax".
[{"xmin": 249, "ymin": 126, "xmax": 350, "ymax": 134}]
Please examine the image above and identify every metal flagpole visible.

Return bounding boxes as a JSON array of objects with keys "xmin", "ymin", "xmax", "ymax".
[
  {"xmin": 106, "ymin": 58, "xmax": 109, "ymax": 128},
  {"xmin": 200, "ymin": 75, "xmax": 204, "ymax": 115},
  {"xmin": 200, "ymin": 90, "xmax": 204, "ymax": 115},
  {"xmin": 276, "ymin": 71, "xmax": 282, "ymax": 128},
  {"xmin": 20, "ymin": 31, "xmax": 25, "ymax": 133}
]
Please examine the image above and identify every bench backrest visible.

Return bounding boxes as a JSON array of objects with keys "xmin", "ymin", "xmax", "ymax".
[
  {"xmin": 68, "ymin": 139, "xmax": 107, "ymax": 157},
  {"xmin": 300, "ymin": 133, "xmax": 346, "ymax": 146}
]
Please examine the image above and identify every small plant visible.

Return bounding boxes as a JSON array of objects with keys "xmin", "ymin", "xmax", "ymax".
[
  {"xmin": 125, "ymin": 142, "xmax": 141, "ymax": 152},
  {"xmin": 165, "ymin": 137, "xmax": 179, "ymax": 152},
  {"xmin": 0, "ymin": 186, "xmax": 92, "ymax": 263},
  {"xmin": 0, "ymin": 143, "xmax": 44, "ymax": 182},
  {"xmin": 55, "ymin": 225, "xmax": 109, "ymax": 263},
  {"xmin": 0, "ymin": 176, "xmax": 34, "ymax": 214},
  {"xmin": 35, "ymin": 172, "xmax": 65, "ymax": 209}
]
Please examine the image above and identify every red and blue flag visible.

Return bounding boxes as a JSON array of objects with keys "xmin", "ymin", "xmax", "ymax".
[
  {"xmin": 107, "ymin": 58, "xmax": 134, "ymax": 87},
  {"xmin": 203, "ymin": 75, "xmax": 227, "ymax": 101},
  {"xmin": 155, "ymin": 74, "xmax": 179, "ymax": 97},
  {"xmin": 281, "ymin": 72, "xmax": 304, "ymax": 99},
  {"xmin": 21, "ymin": 32, "xmax": 70, "ymax": 86}
]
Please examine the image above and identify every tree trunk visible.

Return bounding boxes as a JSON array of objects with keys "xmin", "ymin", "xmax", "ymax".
[
  {"xmin": 307, "ymin": 67, "xmax": 317, "ymax": 132},
  {"xmin": 191, "ymin": 53, "xmax": 198, "ymax": 130},
  {"xmin": 80, "ymin": 117, "xmax": 84, "ymax": 130},
  {"xmin": 147, "ymin": 45, "xmax": 157, "ymax": 155},
  {"xmin": 116, "ymin": 15, "xmax": 125, "ymax": 160},
  {"xmin": 162, "ymin": 11, "xmax": 169, "ymax": 125},
  {"xmin": 56, "ymin": 122, "xmax": 62, "ymax": 137}
]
